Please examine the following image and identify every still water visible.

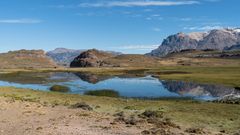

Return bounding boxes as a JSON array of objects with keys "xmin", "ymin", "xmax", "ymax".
[{"xmin": 0, "ymin": 72, "xmax": 238, "ymax": 100}]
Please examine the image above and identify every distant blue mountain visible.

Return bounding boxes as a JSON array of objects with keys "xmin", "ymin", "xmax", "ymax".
[{"xmin": 47, "ymin": 48, "xmax": 85, "ymax": 66}]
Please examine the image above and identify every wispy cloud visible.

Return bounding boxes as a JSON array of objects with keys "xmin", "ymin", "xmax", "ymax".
[
  {"xmin": 144, "ymin": 14, "xmax": 163, "ymax": 21},
  {"xmin": 204, "ymin": 0, "xmax": 221, "ymax": 2},
  {"xmin": 145, "ymin": 17, "xmax": 152, "ymax": 20},
  {"xmin": 143, "ymin": 9, "xmax": 154, "ymax": 12},
  {"xmin": 180, "ymin": 17, "xmax": 192, "ymax": 21},
  {"xmin": 0, "ymin": 19, "xmax": 42, "ymax": 24},
  {"xmin": 152, "ymin": 27, "xmax": 161, "ymax": 32},
  {"xmin": 49, "ymin": 4, "xmax": 76, "ymax": 9},
  {"xmin": 78, "ymin": 1, "xmax": 199, "ymax": 8},
  {"xmin": 183, "ymin": 25, "xmax": 223, "ymax": 31},
  {"xmin": 151, "ymin": 14, "xmax": 161, "ymax": 17},
  {"xmin": 114, "ymin": 44, "xmax": 159, "ymax": 50}
]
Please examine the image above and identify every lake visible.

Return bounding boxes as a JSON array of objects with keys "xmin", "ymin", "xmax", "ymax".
[{"xmin": 0, "ymin": 72, "xmax": 238, "ymax": 100}]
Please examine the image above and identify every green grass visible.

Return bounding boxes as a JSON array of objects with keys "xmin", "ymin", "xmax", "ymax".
[
  {"xmin": 147, "ymin": 66, "xmax": 240, "ymax": 87},
  {"xmin": 50, "ymin": 85, "xmax": 71, "ymax": 93},
  {"xmin": 0, "ymin": 87, "xmax": 239, "ymax": 134},
  {"xmin": 84, "ymin": 89, "xmax": 120, "ymax": 97}
]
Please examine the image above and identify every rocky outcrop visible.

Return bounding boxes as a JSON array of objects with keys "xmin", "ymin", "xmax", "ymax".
[
  {"xmin": 46, "ymin": 48, "xmax": 85, "ymax": 66},
  {"xmin": 70, "ymin": 49, "xmax": 115, "ymax": 67},
  {"xmin": 147, "ymin": 28, "xmax": 240, "ymax": 57},
  {"xmin": 70, "ymin": 49, "xmax": 161, "ymax": 68},
  {"xmin": 0, "ymin": 49, "xmax": 57, "ymax": 69},
  {"xmin": 147, "ymin": 33, "xmax": 199, "ymax": 57},
  {"xmin": 224, "ymin": 44, "xmax": 240, "ymax": 51},
  {"xmin": 213, "ymin": 94, "xmax": 240, "ymax": 104},
  {"xmin": 47, "ymin": 48, "xmax": 122, "ymax": 67},
  {"xmin": 197, "ymin": 29, "xmax": 238, "ymax": 50}
]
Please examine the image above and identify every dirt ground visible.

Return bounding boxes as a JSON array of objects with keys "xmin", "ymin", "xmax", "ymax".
[
  {"xmin": 0, "ymin": 97, "xmax": 147, "ymax": 135},
  {"xmin": 0, "ymin": 96, "xmax": 236, "ymax": 135}
]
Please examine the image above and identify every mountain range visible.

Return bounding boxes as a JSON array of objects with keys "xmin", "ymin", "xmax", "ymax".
[
  {"xmin": 70, "ymin": 49, "xmax": 160, "ymax": 68},
  {"xmin": 46, "ymin": 48, "xmax": 86, "ymax": 66},
  {"xmin": 0, "ymin": 28, "xmax": 239, "ymax": 69},
  {"xmin": 147, "ymin": 28, "xmax": 240, "ymax": 57},
  {"xmin": 47, "ymin": 48, "xmax": 122, "ymax": 66}
]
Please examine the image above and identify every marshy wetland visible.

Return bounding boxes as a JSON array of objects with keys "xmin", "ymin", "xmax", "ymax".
[
  {"xmin": 0, "ymin": 69, "xmax": 239, "ymax": 100},
  {"xmin": 0, "ymin": 67, "xmax": 240, "ymax": 135}
]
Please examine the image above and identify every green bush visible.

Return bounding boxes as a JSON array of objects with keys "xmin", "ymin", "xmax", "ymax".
[
  {"xmin": 84, "ymin": 89, "xmax": 119, "ymax": 97},
  {"xmin": 49, "ymin": 85, "xmax": 70, "ymax": 93}
]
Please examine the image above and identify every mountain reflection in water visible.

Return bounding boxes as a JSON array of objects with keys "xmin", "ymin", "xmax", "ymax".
[
  {"xmin": 0, "ymin": 72, "xmax": 239, "ymax": 100},
  {"xmin": 162, "ymin": 81, "xmax": 238, "ymax": 98}
]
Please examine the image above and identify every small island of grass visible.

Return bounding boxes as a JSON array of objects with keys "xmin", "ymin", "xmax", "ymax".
[
  {"xmin": 50, "ymin": 85, "xmax": 70, "ymax": 93},
  {"xmin": 84, "ymin": 89, "xmax": 119, "ymax": 97}
]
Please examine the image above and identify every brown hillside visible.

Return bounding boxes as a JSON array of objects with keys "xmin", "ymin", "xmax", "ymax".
[
  {"xmin": 0, "ymin": 49, "xmax": 57, "ymax": 69},
  {"xmin": 70, "ymin": 49, "xmax": 161, "ymax": 68},
  {"xmin": 104, "ymin": 54, "xmax": 161, "ymax": 67},
  {"xmin": 70, "ymin": 49, "xmax": 115, "ymax": 67}
]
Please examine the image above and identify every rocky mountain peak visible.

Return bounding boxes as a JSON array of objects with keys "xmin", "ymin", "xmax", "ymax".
[
  {"xmin": 147, "ymin": 28, "xmax": 240, "ymax": 57},
  {"xmin": 188, "ymin": 32, "xmax": 207, "ymax": 41},
  {"xmin": 197, "ymin": 29, "xmax": 238, "ymax": 50},
  {"xmin": 233, "ymin": 28, "xmax": 240, "ymax": 33},
  {"xmin": 48, "ymin": 48, "xmax": 81, "ymax": 54},
  {"xmin": 46, "ymin": 48, "xmax": 85, "ymax": 66},
  {"xmin": 176, "ymin": 32, "xmax": 186, "ymax": 37},
  {"xmin": 70, "ymin": 49, "xmax": 115, "ymax": 67}
]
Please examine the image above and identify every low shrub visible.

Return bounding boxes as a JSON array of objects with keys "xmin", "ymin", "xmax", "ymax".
[
  {"xmin": 84, "ymin": 89, "xmax": 119, "ymax": 97},
  {"xmin": 49, "ymin": 85, "xmax": 70, "ymax": 93},
  {"xmin": 70, "ymin": 102, "xmax": 93, "ymax": 111}
]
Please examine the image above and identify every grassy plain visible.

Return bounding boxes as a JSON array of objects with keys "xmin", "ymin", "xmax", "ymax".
[{"xmin": 0, "ymin": 87, "xmax": 239, "ymax": 134}]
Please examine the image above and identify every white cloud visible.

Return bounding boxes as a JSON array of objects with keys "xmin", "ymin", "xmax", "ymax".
[
  {"xmin": 183, "ymin": 25, "xmax": 223, "ymax": 31},
  {"xmin": 150, "ymin": 14, "xmax": 163, "ymax": 20},
  {"xmin": 180, "ymin": 18, "xmax": 192, "ymax": 21},
  {"xmin": 145, "ymin": 17, "xmax": 152, "ymax": 20},
  {"xmin": 152, "ymin": 28, "xmax": 161, "ymax": 32},
  {"xmin": 131, "ymin": 14, "xmax": 143, "ymax": 18},
  {"xmin": 78, "ymin": 1, "xmax": 199, "ymax": 7},
  {"xmin": 114, "ymin": 45, "xmax": 159, "ymax": 50},
  {"xmin": 145, "ymin": 15, "xmax": 163, "ymax": 21},
  {"xmin": 0, "ymin": 19, "xmax": 42, "ymax": 24},
  {"xmin": 151, "ymin": 14, "xmax": 161, "ymax": 17},
  {"xmin": 49, "ymin": 4, "xmax": 76, "ymax": 9},
  {"xmin": 143, "ymin": 9, "xmax": 153, "ymax": 12},
  {"xmin": 76, "ymin": 12, "xmax": 96, "ymax": 16},
  {"xmin": 204, "ymin": 0, "xmax": 221, "ymax": 2}
]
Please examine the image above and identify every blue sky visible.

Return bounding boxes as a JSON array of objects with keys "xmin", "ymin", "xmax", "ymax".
[{"xmin": 0, "ymin": 0, "xmax": 239, "ymax": 54}]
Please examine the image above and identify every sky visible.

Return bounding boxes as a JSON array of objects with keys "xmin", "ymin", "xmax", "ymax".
[{"xmin": 0, "ymin": 0, "xmax": 239, "ymax": 54}]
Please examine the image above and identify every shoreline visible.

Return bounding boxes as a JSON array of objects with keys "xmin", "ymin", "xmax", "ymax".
[{"xmin": 0, "ymin": 66, "xmax": 239, "ymax": 88}]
